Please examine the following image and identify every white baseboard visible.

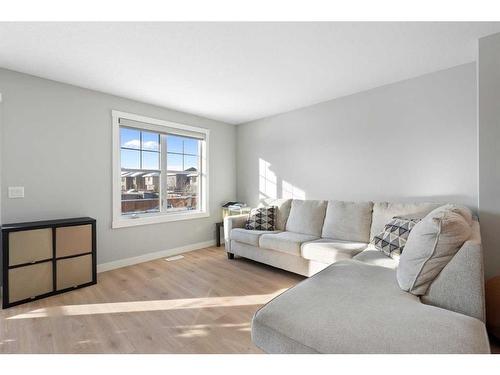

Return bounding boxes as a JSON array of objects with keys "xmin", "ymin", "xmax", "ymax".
[{"xmin": 97, "ymin": 239, "xmax": 219, "ymax": 273}]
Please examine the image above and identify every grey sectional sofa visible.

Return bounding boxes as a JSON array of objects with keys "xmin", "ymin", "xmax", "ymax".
[{"xmin": 223, "ymin": 199, "xmax": 490, "ymax": 353}]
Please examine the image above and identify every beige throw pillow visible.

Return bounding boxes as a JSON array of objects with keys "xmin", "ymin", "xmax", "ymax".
[{"xmin": 397, "ymin": 204, "xmax": 472, "ymax": 295}]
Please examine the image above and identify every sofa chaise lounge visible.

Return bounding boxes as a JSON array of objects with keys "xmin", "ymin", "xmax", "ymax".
[{"xmin": 223, "ymin": 199, "xmax": 490, "ymax": 353}]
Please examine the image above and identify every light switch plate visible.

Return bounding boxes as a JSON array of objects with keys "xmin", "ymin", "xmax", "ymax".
[{"xmin": 8, "ymin": 186, "xmax": 24, "ymax": 198}]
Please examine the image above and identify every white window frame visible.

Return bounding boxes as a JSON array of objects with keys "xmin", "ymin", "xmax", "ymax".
[{"xmin": 112, "ymin": 110, "xmax": 210, "ymax": 228}]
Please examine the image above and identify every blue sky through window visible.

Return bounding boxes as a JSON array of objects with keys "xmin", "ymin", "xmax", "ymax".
[
  {"xmin": 142, "ymin": 131, "xmax": 159, "ymax": 151},
  {"xmin": 167, "ymin": 135, "xmax": 199, "ymax": 156},
  {"xmin": 121, "ymin": 127, "xmax": 160, "ymax": 170},
  {"xmin": 120, "ymin": 127, "xmax": 200, "ymax": 171},
  {"xmin": 120, "ymin": 127, "xmax": 140, "ymax": 149},
  {"xmin": 142, "ymin": 151, "xmax": 160, "ymax": 169},
  {"xmin": 167, "ymin": 154, "xmax": 182, "ymax": 171},
  {"xmin": 121, "ymin": 149, "xmax": 140, "ymax": 169},
  {"xmin": 167, "ymin": 135, "xmax": 200, "ymax": 171}
]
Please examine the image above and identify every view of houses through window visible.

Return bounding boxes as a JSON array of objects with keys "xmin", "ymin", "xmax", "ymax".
[
  {"xmin": 120, "ymin": 127, "xmax": 201, "ymax": 215},
  {"xmin": 166, "ymin": 135, "xmax": 200, "ymax": 212}
]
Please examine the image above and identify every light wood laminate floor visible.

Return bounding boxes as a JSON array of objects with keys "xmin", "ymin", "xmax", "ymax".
[
  {"xmin": 0, "ymin": 247, "xmax": 303, "ymax": 353},
  {"xmin": 1, "ymin": 246, "xmax": 498, "ymax": 354}
]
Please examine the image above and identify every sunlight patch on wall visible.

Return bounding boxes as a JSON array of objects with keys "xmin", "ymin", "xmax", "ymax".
[
  {"xmin": 259, "ymin": 158, "xmax": 277, "ymax": 200},
  {"xmin": 282, "ymin": 180, "xmax": 306, "ymax": 200}
]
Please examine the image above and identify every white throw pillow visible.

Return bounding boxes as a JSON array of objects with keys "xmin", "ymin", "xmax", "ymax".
[
  {"xmin": 396, "ymin": 204, "xmax": 472, "ymax": 295},
  {"xmin": 285, "ymin": 200, "xmax": 327, "ymax": 237},
  {"xmin": 322, "ymin": 201, "xmax": 373, "ymax": 243}
]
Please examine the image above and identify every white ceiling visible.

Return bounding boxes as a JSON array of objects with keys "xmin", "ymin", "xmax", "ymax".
[{"xmin": 0, "ymin": 22, "xmax": 499, "ymax": 124}]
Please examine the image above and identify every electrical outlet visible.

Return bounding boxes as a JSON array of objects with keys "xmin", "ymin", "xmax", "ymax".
[{"xmin": 8, "ymin": 186, "xmax": 24, "ymax": 198}]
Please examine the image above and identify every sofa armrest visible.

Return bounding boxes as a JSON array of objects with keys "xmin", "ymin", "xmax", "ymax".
[{"xmin": 223, "ymin": 214, "xmax": 248, "ymax": 252}]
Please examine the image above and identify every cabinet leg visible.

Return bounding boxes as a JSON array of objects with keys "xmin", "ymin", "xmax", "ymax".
[{"xmin": 227, "ymin": 252, "xmax": 234, "ymax": 259}]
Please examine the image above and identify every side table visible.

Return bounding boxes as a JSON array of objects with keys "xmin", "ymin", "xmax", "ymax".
[{"xmin": 215, "ymin": 221, "xmax": 223, "ymax": 247}]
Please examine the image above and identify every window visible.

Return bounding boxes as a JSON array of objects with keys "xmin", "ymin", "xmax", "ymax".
[{"xmin": 112, "ymin": 111, "xmax": 209, "ymax": 228}]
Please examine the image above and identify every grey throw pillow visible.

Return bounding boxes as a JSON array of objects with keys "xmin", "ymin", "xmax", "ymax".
[
  {"xmin": 245, "ymin": 206, "xmax": 276, "ymax": 231},
  {"xmin": 372, "ymin": 217, "xmax": 420, "ymax": 259},
  {"xmin": 397, "ymin": 204, "xmax": 472, "ymax": 295}
]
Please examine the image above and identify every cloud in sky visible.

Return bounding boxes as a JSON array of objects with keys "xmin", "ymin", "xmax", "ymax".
[{"xmin": 123, "ymin": 139, "xmax": 158, "ymax": 150}]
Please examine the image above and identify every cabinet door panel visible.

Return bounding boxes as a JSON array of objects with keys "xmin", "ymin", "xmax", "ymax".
[
  {"xmin": 8, "ymin": 262, "xmax": 53, "ymax": 303},
  {"xmin": 9, "ymin": 228, "xmax": 53, "ymax": 266},
  {"xmin": 57, "ymin": 254, "xmax": 93, "ymax": 290},
  {"xmin": 56, "ymin": 225, "xmax": 92, "ymax": 258}
]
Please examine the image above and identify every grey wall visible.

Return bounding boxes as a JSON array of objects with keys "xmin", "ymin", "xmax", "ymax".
[
  {"xmin": 0, "ymin": 68, "xmax": 236, "ymax": 265},
  {"xmin": 478, "ymin": 33, "xmax": 500, "ymax": 279},
  {"xmin": 1, "ymin": 60, "xmax": 492, "ymax": 274},
  {"xmin": 237, "ymin": 63, "xmax": 478, "ymax": 210}
]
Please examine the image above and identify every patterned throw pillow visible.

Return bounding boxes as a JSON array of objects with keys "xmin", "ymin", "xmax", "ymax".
[
  {"xmin": 245, "ymin": 206, "xmax": 276, "ymax": 231},
  {"xmin": 372, "ymin": 217, "xmax": 421, "ymax": 259}
]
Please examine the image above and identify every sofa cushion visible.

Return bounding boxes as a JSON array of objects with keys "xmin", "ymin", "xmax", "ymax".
[
  {"xmin": 252, "ymin": 260, "xmax": 490, "ymax": 353},
  {"xmin": 245, "ymin": 207, "xmax": 276, "ymax": 231},
  {"xmin": 286, "ymin": 200, "xmax": 327, "ymax": 236},
  {"xmin": 260, "ymin": 231, "xmax": 319, "ymax": 256},
  {"xmin": 322, "ymin": 201, "xmax": 373, "ymax": 243},
  {"xmin": 353, "ymin": 249, "xmax": 399, "ymax": 269},
  {"xmin": 301, "ymin": 239, "xmax": 367, "ymax": 264},
  {"xmin": 230, "ymin": 228, "xmax": 282, "ymax": 247},
  {"xmin": 370, "ymin": 202, "xmax": 441, "ymax": 240},
  {"xmin": 421, "ymin": 220, "xmax": 485, "ymax": 322},
  {"xmin": 372, "ymin": 217, "xmax": 420, "ymax": 259},
  {"xmin": 259, "ymin": 198, "xmax": 292, "ymax": 231},
  {"xmin": 397, "ymin": 205, "xmax": 473, "ymax": 296}
]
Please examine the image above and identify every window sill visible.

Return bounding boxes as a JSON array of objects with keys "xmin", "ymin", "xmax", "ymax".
[{"xmin": 112, "ymin": 210, "xmax": 210, "ymax": 229}]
